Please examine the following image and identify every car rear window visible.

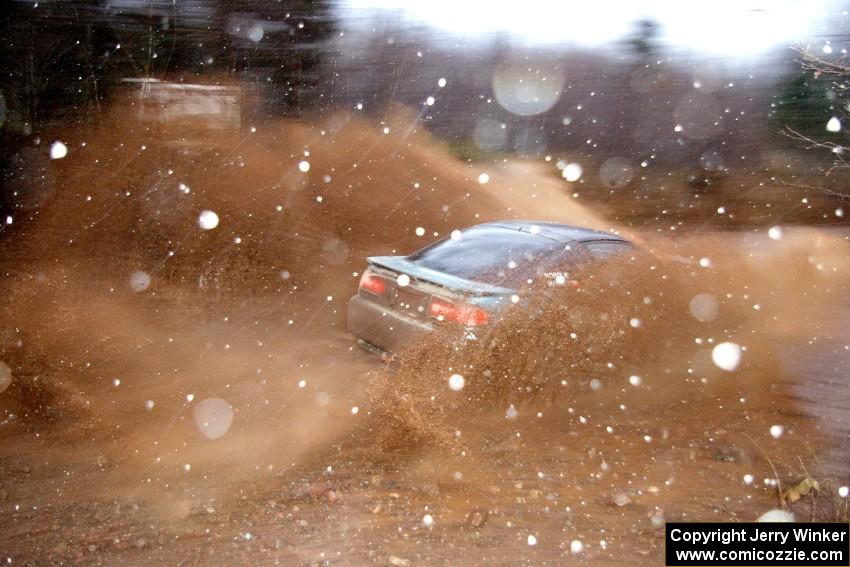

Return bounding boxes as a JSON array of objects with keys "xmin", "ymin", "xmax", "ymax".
[
  {"xmin": 407, "ymin": 226, "xmax": 574, "ymax": 286},
  {"xmin": 583, "ymin": 241, "xmax": 633, "ymax": 259}
]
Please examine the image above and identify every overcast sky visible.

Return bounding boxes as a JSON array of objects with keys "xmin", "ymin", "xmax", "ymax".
[{"xmin": 340, "ymin": 0, "xmax": 846, "ymax": 57}]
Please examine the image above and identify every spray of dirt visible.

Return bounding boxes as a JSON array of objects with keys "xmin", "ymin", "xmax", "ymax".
[
  {"xmin": 0, "ymin": 101, "xmax": 540, "ymax": 519},
  {"xmin": 0, "ymin": 100, "xmax": 848, "ymax": 551},
  {"xmin": 359, "ymin": 233, "xmax": 848, "ymax": 457}
]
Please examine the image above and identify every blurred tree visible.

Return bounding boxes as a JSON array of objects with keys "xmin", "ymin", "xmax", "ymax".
[
  {"xmin": 774, "ymin": 73, "xmax": 840, "ymax": 141},
  {"xmin": 0, "ymin": 1, "xmax": 108, "ymax": 130},
  {"xmin": 628, "ymin": 19, "xmax": 661, "ymax": 59},
  {"xmin": 0, "ymin": 0, "xmax": 335, "ymax": 218},
  {"xmin": 778, "ymin": 48, "xmax": 849, "ymax": 176},
  {"xmin": 0, "ymin": 0, "xmax": 336, "ymax": 130}
]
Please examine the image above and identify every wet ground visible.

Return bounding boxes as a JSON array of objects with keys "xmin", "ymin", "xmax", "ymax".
[
  {"xmin": 0, "ymin": 276, "xmax": 844, "ymax": 566},
  {"xmin": 0, "ymin": 304, "xmax": 805, "ymax": 565},
  {"xmin": 782, "ymin": 284, "xmax": 850, "ymax": 480}
]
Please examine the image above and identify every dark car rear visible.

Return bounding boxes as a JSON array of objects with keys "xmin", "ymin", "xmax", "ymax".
[{"xmin": 347, "ymin": 221, "xmax": 631, "ymax": 354}]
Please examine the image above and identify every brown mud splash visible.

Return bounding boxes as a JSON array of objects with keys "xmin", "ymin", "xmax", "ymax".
[
  {"xmin": 0, "ymin": 99, "xmax": 848, "ymax": 564},
  {"xmin": 361, "ymin": 236, "xmax": 844, "ymax": 459}
]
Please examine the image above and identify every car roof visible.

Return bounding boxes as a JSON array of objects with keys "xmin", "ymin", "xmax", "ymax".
[{"xmin": 474, "ymin": 221, "xmax": 629, "ymax": 244}]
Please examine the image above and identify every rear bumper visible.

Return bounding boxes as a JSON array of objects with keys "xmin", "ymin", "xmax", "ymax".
[{"xmin": 346, "ymin": 294, "xmax": 433, "ymax": 354}]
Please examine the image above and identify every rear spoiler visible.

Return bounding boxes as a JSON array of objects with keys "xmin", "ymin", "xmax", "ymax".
[{"xmin": 367, "ymin": 256, "xmax": 514, "ymax": 296}]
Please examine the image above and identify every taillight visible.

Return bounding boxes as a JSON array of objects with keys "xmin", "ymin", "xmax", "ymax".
[
  {"xmin": 359, "ymin": 271, "xmax": 386, "ymax": 295},
  {"xmin": 428, "ymin": 297, "xmax": 488, "ymax": 326}
]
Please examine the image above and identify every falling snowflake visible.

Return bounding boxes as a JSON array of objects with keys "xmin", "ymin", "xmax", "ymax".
[
  {"xmin": 50, "ymin": 141, "xmax": 68, "ymax": 159},
  {"xmin": 767, "ymin": 226, "xmax": 783, "ymax": 240},
  {"xmin": 448, "ymin": 373, "xmax": 465, "ymax": 391},
  {"xmin": 247, "ymin": 24, "xmax": 264, "ymax": 42},
  {"xmin": 562, "ymin": 163, "xmax": 583, "ymax": 182},
  {"xmin": 193, "ymin": 398, "xmax": 234, "ymax": 440},
  {"xmin": 689, "ymin": 293, "xmax": 719, "ymax": 322},
  {"xmin": 198, "ymin": 210, "xmax": 219, "ymax": 230},
  {"xmin": 129, "ymin": 271, "xmax": 151, "ymax": 293},
  {"xmin": 826, "ymin": 117, "xmax": 842, "ymax": 132},
  {"xmin": 712, "ymin": 342, "xmax": 742, "ymax": 372},
  {"xmin": 570, "ymin": 540, "xmax": 584, "ymax": 554},
  {"xmin": 757, "ymin": 509, "xmax": 794, "ymax": 522}
]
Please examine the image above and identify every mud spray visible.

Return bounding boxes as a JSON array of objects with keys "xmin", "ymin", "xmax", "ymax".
[{"xmin": 0, "ymin": 102, "xmax": 847, "ymax": 563}]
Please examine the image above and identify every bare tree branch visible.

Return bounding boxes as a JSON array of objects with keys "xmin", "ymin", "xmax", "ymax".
[
  {"xmin": 792, "ymin": 45, "xmax": 850, "ymax": 78},
  {"xmin": 777, "ymin": 178, "xmax": 850, "ymax": 202},
  {"xmin": 780, "ymin": 126, "xmax": 848, "ymax": 175}
]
